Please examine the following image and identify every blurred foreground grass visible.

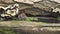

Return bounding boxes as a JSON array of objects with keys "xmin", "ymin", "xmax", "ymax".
[
  {"xmin": 57, "ymin": 17, "xmax": 60, "ymax": 21},
  {"xmin": 0, "ymin": 17, "xmax": 46, "ymax": 34},
  {"xmin": 0, "ymin": 28, "xmax": 15, "ymax": 34},
  {"xmin": 0, "ymin": 17, "xmax": 59, "ymax": 34}
]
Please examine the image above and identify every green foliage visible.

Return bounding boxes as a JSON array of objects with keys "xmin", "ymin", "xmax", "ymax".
[
  {"xmin": 57, "ymin": 17, "xmax": 60, "ymax": 21},
  {"xmin": 25, "ymin": 17, "xmax": 38, "ymax": 21},
  {"xmin": 0, "ymin": 28, "xmax": 16, "ymax": 34}
]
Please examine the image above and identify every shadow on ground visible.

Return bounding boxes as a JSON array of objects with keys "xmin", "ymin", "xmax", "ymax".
[{"xmin": 31, "ymin": 17, "xmax": 60, "ymax": 23}]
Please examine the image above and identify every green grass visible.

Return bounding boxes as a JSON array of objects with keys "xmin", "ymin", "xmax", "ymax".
[
  {"xmin": 57, "ymin": 17, "xmax": 60, "ymax": 21},
  {"xmin": 0, "ymin": 28, "xmax": 16, "ymax": 34},
  {"xmin": 6, "ymin": 17, "xmax": 38, "ymax": 22},
  {"xmin": 0, "ymin": 18, "xmax": 46, "ymax": 34},
  {"xmin": 0, "ymin": 17, "xmax": 59, "ymax": 34}
]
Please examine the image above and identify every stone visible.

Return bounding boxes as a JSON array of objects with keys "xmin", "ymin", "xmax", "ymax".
[
  {"xmin": 50, "ymin": 0, "xmax": 60, "ymax": 3},
  {"xmin": 14, "ymin": 0, "xmax": 42, "ymax": 4},
  {"xmin": 2, "ymin": 0, "xmax": 14, "ymax": 3}
]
